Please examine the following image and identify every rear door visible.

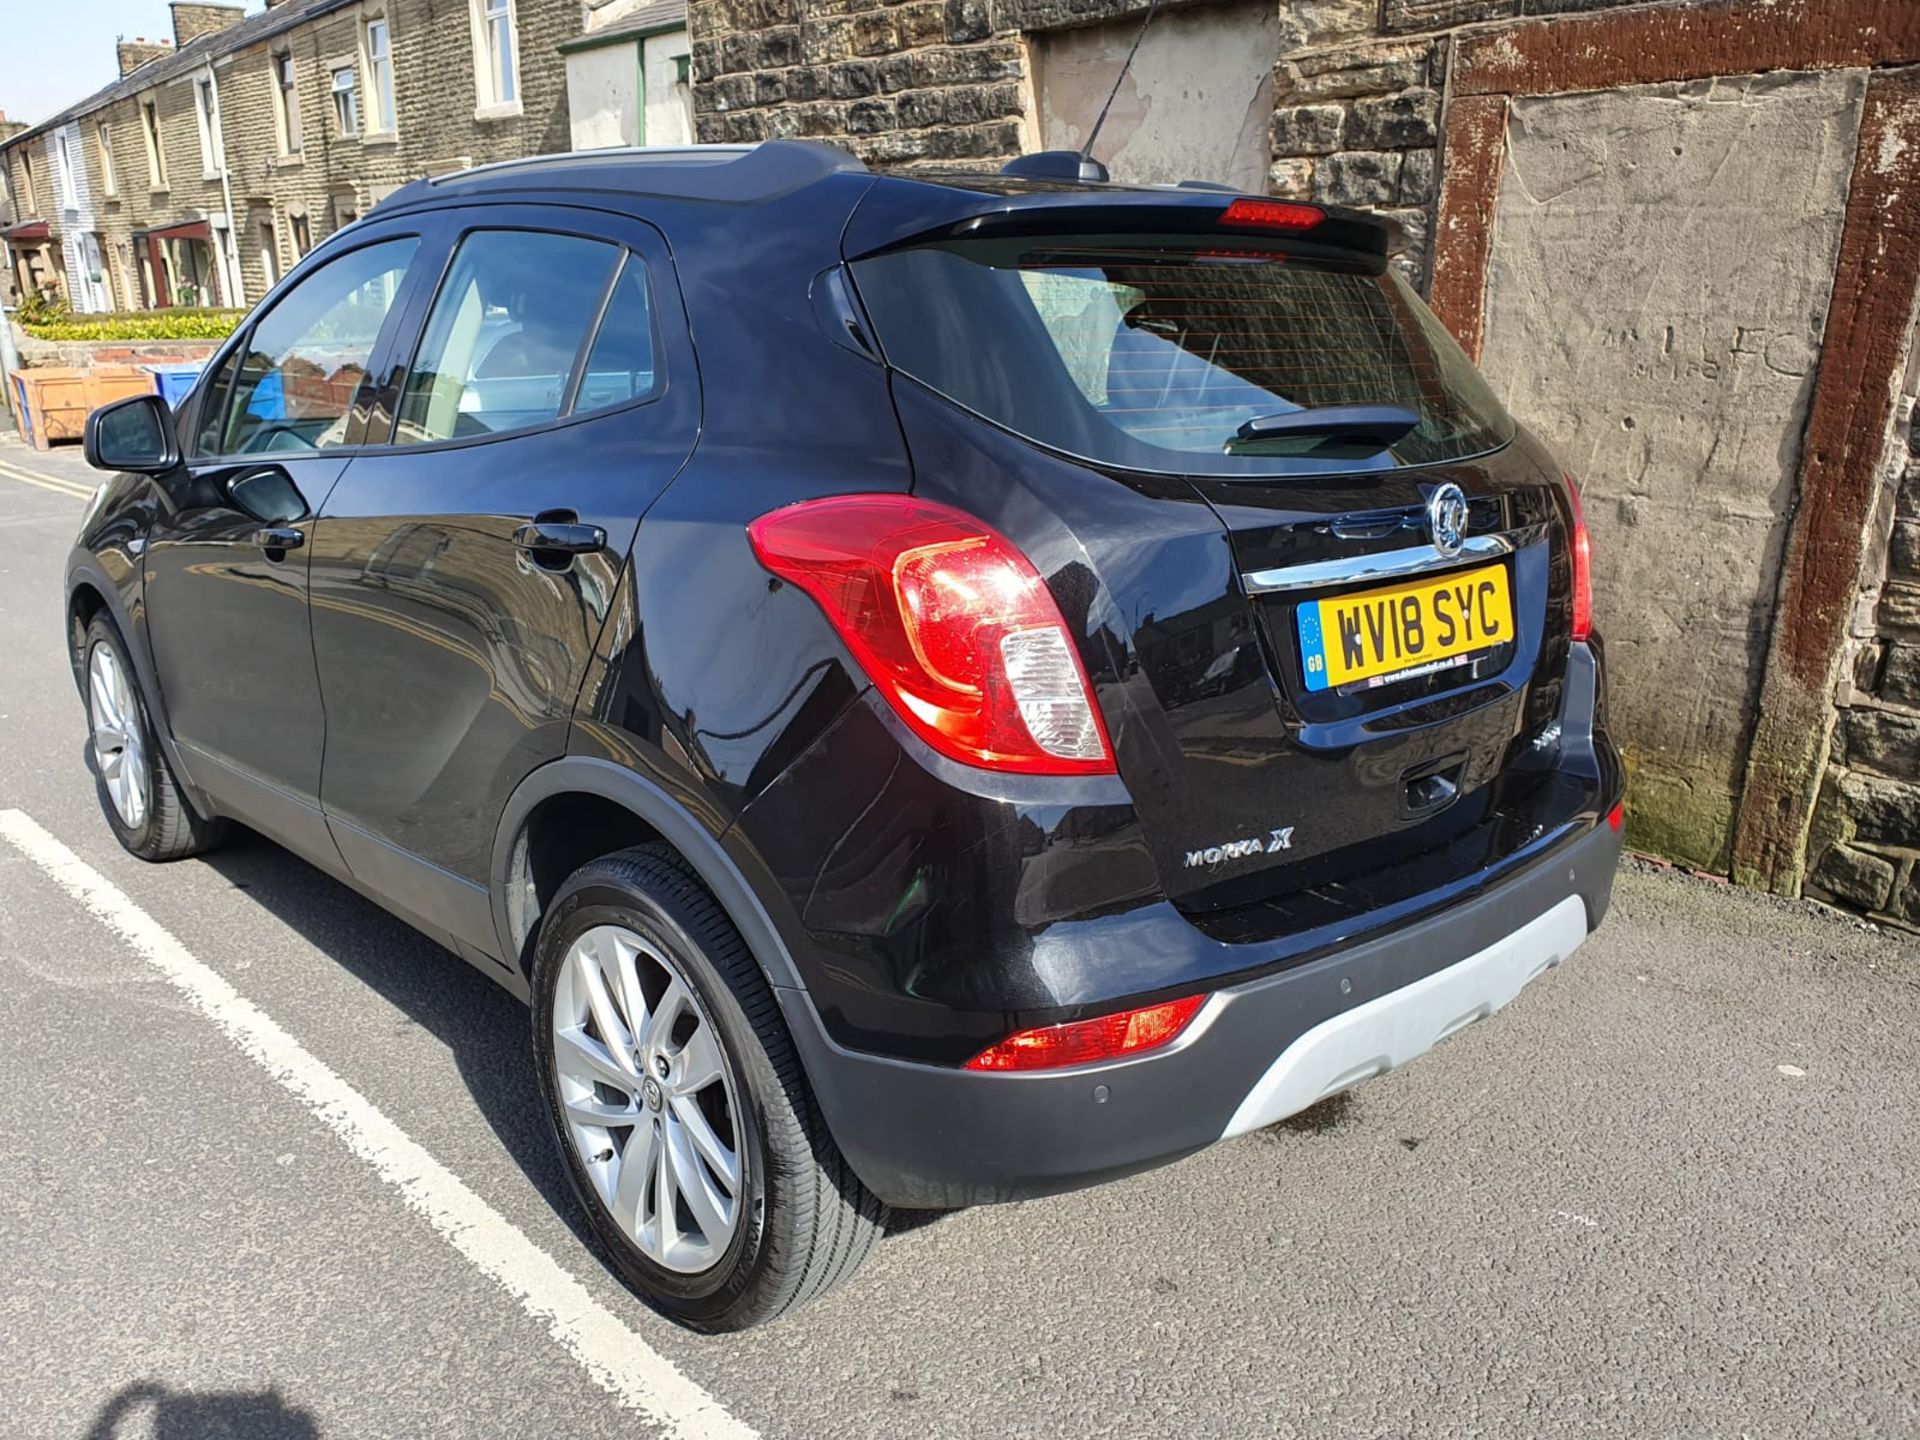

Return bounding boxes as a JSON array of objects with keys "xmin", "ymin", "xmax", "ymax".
[
  {"xmin": 306, "ymin": 206, "xmax": 699, "ymax": 956},
  {"xmin": 143, "ymin": 227, "xmax": 427, "ymax": 855}
]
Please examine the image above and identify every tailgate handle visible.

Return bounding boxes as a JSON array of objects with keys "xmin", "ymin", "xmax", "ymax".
[{"xmin": 1403, "ymin": 754, "xmax": 1467, "ymax": 818}]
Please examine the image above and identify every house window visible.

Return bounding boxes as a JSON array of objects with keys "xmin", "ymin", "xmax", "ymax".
[
  {"xmin": 194, "ymin": 76, "xmax": 222, "ymax": 177},
  {"xmin": 259, "ymin": 218, "xmax": 281, "ymax": 288},
  {"xmin": 18, "ymin": 149, "xmax": 35, "ymax": 213},
  {"xmin": 331, "ymin": 67, "xmax": 361, "ymax": 136},
  {"xmin": 473, "ymin": 0, "xmax": 519, "ymax": 109},
  {"xmin": 96, "ymin": 122, "xmax": 116, "ymax": 196},
  {"xmin": 366, "ymin": 20, "xmax": 396, "ymax": 134},
  {"xmin": 291, "ymin": 213, "xmax": 311, "ymax": 256},
  {"xmin": 274, "ymin": 52, "xmax": 303, "ymax": 155},
  {"xmin": 54, "ymin": 130, "xmax": 77, "ymax": 210},
  {"xmin": 141, "ymin": 101, "xmax": 168, "ymax": 188}
]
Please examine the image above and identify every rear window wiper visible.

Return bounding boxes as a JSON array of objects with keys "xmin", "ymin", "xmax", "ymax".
[{"xmin": 1228, "ymin": 404, "xmax": 1420, "ymax": 452}]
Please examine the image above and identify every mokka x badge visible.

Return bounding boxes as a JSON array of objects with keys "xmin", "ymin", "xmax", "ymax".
[
  {"xmin": 1185, "ymin": 827, "xmax": 1295, "ymax": 869},
  {"xmin": 1426, "ymin": 482, "xmax": 1469, "ymax": 559}
]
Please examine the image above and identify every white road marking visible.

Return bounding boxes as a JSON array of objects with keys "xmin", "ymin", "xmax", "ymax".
[
  {"xmin": 0, "ymin": 461, "xmax": 92, "ymax": 499},
  {"xmin": 0, "ymin": 808, "xmax": 755, "ymax": 1440}
]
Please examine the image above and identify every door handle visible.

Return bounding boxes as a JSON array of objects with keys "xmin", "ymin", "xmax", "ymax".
[
  {"xmin": 512, "ymin": 519, "xmax": 606, "ymax": 556},
  {"xmin": 250, "ymin": 526, "xmax": 305, "ymax": 552}
]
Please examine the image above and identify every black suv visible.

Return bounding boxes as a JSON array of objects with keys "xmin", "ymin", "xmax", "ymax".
[{"xmin": 68, "ymin": 142, "xmax": 1624, "ymax": 1331}]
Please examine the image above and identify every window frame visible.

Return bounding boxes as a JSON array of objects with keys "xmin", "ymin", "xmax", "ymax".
[
  {"xmin": 273, "ymin": 51, "xmax": 303, "ymax": 156},
  {"xmin": 184, "ymin": 227, "xmax": 430, "ymax": 464},
  {"xmin": 54, "ymin": 129, "xmax": 77, "ymax": 211},
  {"xmin": 193, "ymin": 76, "xmax": 221, "ymax": 178},
  {"xmin": 470, "ymin": 0, "xmax": 521, "ymax": 115},
  {"xmin": 364, "ymin": 19, "xmax": 397, "ymax": 136},
  {"xmin": 140, "ymin": 101, "xmax": 167, "ymax": 190},
  {"xmin": 361, "ymin": 220, "xmax": 667, "ymax": 456},
  {"xmin": 96, "ymin": 121, "xmax": 117, "ymax": 197},
  {"xmin": 331, "ymin": 66, "xmax": 362, "ymax": 137}
]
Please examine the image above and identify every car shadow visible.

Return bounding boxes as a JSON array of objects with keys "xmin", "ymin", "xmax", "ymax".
[
  {"xmin": 82, "ymin": 1380, "xmax": 319, "ymax": 1439},
  {"xmin": 195, "ymin": 829, "xmax": 604, "ymax": 1257},
  {"xmin": 192, "ymin": 827, "xmax": 951, "ymax": 1255}
]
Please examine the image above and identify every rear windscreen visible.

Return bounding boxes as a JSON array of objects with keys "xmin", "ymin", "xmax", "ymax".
[{"xmin": 848, "ymin": 238, "xmax": 1514, "ymax": 477}]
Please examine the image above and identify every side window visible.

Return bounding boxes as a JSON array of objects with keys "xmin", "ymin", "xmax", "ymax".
[
  {"xmin": 393, "ymin": 229, "xmax": 619, "ymax": 446},
  {"xmin": 221, "ymin": 237, "xmax": 419, "ymax": 455},
  {"xmin": 192, "ymin": 347, "xmax": 241, "ymax": 456},
  {"xmin": 572, "ymin": 257, "xmax": 658, "ymax": 416}
]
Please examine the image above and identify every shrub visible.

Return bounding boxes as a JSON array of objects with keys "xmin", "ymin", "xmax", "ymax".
[{"xmin": 21, "ymin": 308, "xmax": 244, "ymax": 342}]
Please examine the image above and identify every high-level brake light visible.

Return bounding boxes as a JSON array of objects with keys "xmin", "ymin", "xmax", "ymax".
[
  {"xmin": 747, "ymin": 495, "xmax": 1115, "ymax": 776},
  {"xmin": 1218, "ymin": 198, "xmax": 1325, "ymax": 232}
]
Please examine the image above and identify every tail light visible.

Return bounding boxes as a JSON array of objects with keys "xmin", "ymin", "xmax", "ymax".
[
  {"xmin": 1566, "ymin": 477, "xmax": 1593, "ymax": 642},
  {"xmin": 747, "ymin": 494, "xmax": 1115, "ymax": 776},
  {"xmin": 965, "ymin": 994, "xmax": 1207, "ymax": 1072}
]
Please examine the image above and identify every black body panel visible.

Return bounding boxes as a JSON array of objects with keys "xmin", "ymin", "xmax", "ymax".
[{"xmin": 65, "ymin": 146, "xmax": 1625, "ymax": 1208}]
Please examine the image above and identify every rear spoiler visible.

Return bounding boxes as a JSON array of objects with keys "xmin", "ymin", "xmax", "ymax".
[{"xmin": 843, "ymin": 176, "xmax": 1396, "ymax": 270}]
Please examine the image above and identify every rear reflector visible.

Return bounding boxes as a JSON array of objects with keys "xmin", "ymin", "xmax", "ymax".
[
  {"xmin": 747, "ymin": 494, "xmax": 1115, "ymax": 776},
  {"xmin": 965, "ymin": 995, "xmax": 1207, "ymax": 1072},
  {"xmin": 1218, "ymin": 198, "xmax": 1325, "ymax": 232},
  {"xmin": 1608, "ymin": 801, "xmax": 1625, "ymax": 832}
]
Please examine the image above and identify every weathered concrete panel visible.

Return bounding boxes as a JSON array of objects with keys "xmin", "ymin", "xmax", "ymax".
[
  {"xmin": 1477, "ymin": 70, "xmax": 1865, "ymax": 869},
  {"xmin": 1031, "ymin": 0, "xmax": 1278, "ymax": 192}
]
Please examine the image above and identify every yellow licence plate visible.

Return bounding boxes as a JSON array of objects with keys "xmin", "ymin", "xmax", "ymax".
[{"xmin": 1297, "ymin": 563, "xmax": 1514, "ymax": 692}]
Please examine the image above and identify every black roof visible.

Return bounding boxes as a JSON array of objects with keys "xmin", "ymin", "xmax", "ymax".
[{"xmin": 375, "ymin": 141, "xmax": 872, "ymax": 213}]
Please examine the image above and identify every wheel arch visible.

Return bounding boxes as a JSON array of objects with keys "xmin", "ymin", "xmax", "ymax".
[
  {"xmin": 490, "ymin": 756, "xmax": 807, "ymax": 995},
  {"xmin": 66, "ymin": 555, "xmax": 215, "ymax": 818}
]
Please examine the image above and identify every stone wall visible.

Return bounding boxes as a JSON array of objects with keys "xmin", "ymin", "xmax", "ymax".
[
  {"xmin": 1806, "ymin": 371, "xmax": 1920, "ymax": 933},
  {"xmin": 688, "ymin": 0, "xmax": 1030, "ymax": 165}
]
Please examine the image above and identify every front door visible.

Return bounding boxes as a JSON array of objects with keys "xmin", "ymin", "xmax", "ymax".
[
  {"xmin": 143, "ymin": 228, "xmax": 429, "ymax": 857},
  {"xmin": 307, "ymin": 207, "xmax": 698, "ymax": 955}
]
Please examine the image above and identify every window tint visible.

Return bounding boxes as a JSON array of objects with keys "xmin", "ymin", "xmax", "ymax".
[
  {"xmin": 851, "ymin": 239, "xmax": 1514, "ymax": 477},
  {"xmin": 193, "ymin": 347, "xmax": 240, "ymax": 455},
  {"xmin": 221, "ymin": 237, "xmax": 418, "ymax": 455},
  {"xmin": 572, "ymin": 258, "xmax": 658, "ymax": 416},
  {"xmin": 394, "ymin": 230, "xmax": 619, "ymax": 445}
]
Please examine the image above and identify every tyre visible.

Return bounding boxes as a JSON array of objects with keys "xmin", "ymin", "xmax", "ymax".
[
  {"xmin": 530, "ymin": 845, "xmax": 887, "ymax": 1331},
  {"xmin": 80, "ymin": 614, "xmax": 226, "ymax": 862}
]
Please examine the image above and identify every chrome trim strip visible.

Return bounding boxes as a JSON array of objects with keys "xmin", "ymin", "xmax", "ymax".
[{"xmin": 1241, "ymin": 525, "xmax": 1547, "ymax": 596}]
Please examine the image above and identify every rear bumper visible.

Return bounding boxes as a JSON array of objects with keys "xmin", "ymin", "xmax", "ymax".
[{"xmin": 779, "ymin": 816, "xmax": 1622, "ymax": 1208}]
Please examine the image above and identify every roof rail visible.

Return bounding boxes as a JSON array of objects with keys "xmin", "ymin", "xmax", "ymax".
[{"xmin": 374, "ymin": 141, "xmax": 869, "ymax": 214}]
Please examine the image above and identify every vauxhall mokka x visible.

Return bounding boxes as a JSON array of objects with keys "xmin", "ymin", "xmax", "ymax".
[{"xmin": 67, "ymin": 141, "xmax": 1624, "ymax": 1331}]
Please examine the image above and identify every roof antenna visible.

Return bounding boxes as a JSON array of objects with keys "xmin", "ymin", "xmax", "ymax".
[
  {"xmin": 1080, "ymin": 0, "xmax": 1162, "ymax": 177},
  {"xmin": 1001, "ymin": 0, "xmax": 1161, "ymax": 184}
]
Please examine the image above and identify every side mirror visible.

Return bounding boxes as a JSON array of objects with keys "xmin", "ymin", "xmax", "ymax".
[{"xmin": 85, "ymin": 393, "xmax": 181, "ymax": 475}]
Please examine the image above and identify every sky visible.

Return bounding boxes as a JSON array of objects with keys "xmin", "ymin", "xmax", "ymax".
[{"xmin": 0, "ymin": 0, "xmax": 268, "ymax": 128}]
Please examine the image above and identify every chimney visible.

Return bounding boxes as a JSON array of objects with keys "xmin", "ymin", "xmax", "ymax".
[
  {"xmin": 117, "ymin": 36, "xmax": 175, "ymax": 77},
  {"xmin": 170, "ymin": 2, "xmax": 247, "ymax": 47}
]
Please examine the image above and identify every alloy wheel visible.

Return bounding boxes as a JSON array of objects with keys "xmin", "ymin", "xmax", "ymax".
[
  {"xmin": 88, "ymin": 642, "xmax": 148, "ymax": 831},
  {"xmin": 551, "ymin": 924, "xmax": 745, "ymax": 1274}
]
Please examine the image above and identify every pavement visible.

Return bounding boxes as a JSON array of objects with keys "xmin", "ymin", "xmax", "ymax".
[{"xmin": 0, "ymin": 431, "xmax": 1916, "ymax": 1440}]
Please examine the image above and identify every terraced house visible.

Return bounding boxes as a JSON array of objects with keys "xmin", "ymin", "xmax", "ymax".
[{"xmin": 1, "ymin": 0, "xmax": 690, "ymax": 313}]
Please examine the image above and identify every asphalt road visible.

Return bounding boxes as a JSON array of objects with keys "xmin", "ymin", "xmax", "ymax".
[{"xmin": 1, "ymin": 433, "xmax": 1916, "ymax": 1440}]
